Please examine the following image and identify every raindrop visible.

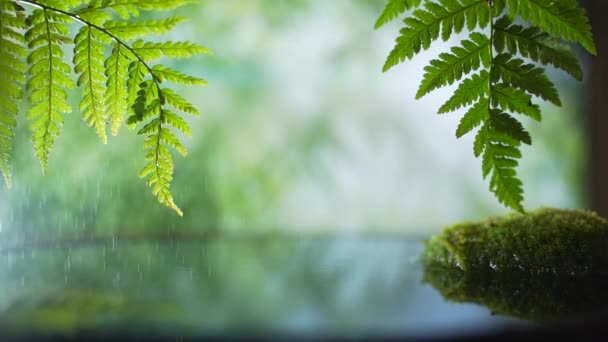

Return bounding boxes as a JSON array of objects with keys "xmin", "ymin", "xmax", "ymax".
[
  {"xmin": 65, "ymin": 254, "xmax": 71, "ymax": 271},
  {"xmin": 102, "ymin": 247, "xmax": 107, "ymax": 272},
  {"xmin": 112, "ymin": 235, "xmax": 117, "ymax": 251},
  {"xmin": 114, "ymin": 272, "xmax": 121, "ymax": 288},
  {"xmin": 489, "ymin": 261, "xmax": 498, "ymax": 270}
]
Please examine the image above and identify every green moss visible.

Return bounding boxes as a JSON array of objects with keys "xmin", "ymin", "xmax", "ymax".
[
  {"xmin": 421, "ymin": 208, "xmax": 608, "ymax": 321},
  {"xmin": 422, "ymin": 208, "xmax": 608, "ymax": 274}
]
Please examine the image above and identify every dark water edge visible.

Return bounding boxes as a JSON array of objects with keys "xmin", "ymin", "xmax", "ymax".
[{"xmin": 0, "ymin": 233, "xmax": 605, "ymax": 340}]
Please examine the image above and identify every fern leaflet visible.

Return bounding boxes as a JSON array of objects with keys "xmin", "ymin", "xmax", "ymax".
[
  {"xmin": 379, "ymin": 0, "xmax": 596, "ymax": 212},
  {"xmin": 74, "ymin": 25, "xmax": 110, "ymax": 143},
  {"xmin": 104, "ymin": 43, "xmax": 128, "ymax": 135},
  {"xmin": 375, "ymin": 0, "xmax": 422, "ymax": 29},
  {"xmin": 25, "ymin": 8, "xmax": 75, "ymax": 173}
]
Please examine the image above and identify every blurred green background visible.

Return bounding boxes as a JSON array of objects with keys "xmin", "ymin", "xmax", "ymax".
[{"xmin": 0, "ymin": 0, "xmax": 588, "ymax": 238}]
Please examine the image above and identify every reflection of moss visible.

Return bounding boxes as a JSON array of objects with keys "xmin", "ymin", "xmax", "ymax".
[
  {"xmin": 421, "ymin": 208, "xmax": 608, "ymax": 321},
  {"xmin": 0, "ymin": 289, "xmax": 185, "ymax": 335},
  {"xmin": 422, "ymin": 208, "xmax": 608, "ymax": 274},
  {"xmin": 423, "ymin": 265, "xmax": 608, "ymax": 321}
]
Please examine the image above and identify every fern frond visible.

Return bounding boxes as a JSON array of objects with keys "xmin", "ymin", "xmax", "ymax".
[
  {"xmin": 417, "ymin": 32, "xmax": 490, "ymax": 99},
  {"xmin": 74, "ymin": 25, "xmax": 110, "ymax": 143},
  {"xmin": 383, "ymin": 0, "xmax": 490, "ymax": 72},
  {"xmin": 132, "ymin": 40, "xmax": 211, "ymax": 62},
  {"xmin": 25, "ymin": 8, "xmax": 75, "ymax": 172},
  {"xmin": 380, "ymin": 0, "xmax": 595, "ymax": 212},
  {"xmin": 0, "ymin": 0, "xmax": 210, "ymax": 215},
  {"xmin": 477, "ymin": 113, "xmax": 526, "ymax": 212},
  {"xmin": 375, "ymin": 0, "xmax": 421, "ymax": 29},
  {"xmin": 134, "ymin": 80, "xmax": 184, "ymax": 216},
  {"xmin": 0, "ymin": 0, "xmax": 27, "ymax": 186},
  {"xmin": 493, "ymin": 15, "xmax": 583, "ymax": 80},
  {"xmin": 505, "ymin": 0, "xmax": 596, "ymax": 54},
  {"xmin": 104, "ymin": 43, "xmax": 129, "ymax": 135}
]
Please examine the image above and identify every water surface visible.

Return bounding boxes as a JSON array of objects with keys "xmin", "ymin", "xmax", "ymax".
[{"xmin": 0, "ymin": 233, "xmax": 529, "ymax": 338}]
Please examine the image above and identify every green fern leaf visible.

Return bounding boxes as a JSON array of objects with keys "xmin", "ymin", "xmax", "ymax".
[
  {"xmin": 375, "ymin": 0, "xmax": 422, "ymax": 29},
  {"xmin": 490, "ymin": 112, "xmax": 532, "ymax": 146},
  {"xmin": 104, "ymin": 43, "xmax": 129, "ymax": 136},
  {"xmin": 383, "ymin": 0, "xmax": 490, "ymax": 72},
  {"xmin": 0, "ymin": 0, "xmax": 27, "ymax": 186},
  {"xmin": 104, "ymin": 16, "xmax": 187, "ymax": 41},
  {"xmin": 455, "ymin": 98, "xmax": 489, "ymax": 138},
  {"xmin": 494, "ymin": 15, "xmax": 583, "ymax": 80},
  {"xmin": 417, "ymin": 32, "xmax": 490, "ymax": 99},
  {"xmin": 25, "ymin": 9, "xmax": 75, "ymax": 172},
  {"xmin": 492, "ymin": 53, "xmax": 560, "ymax": 105},
  {"xmin": 478, "ymin": 114, "xmax": 525, "ymax": 212},
  {"xmin": 135, "ymin": 81, "xmax": 184, "ymax": 216},
  {"xmin": 160, "ymin": 88, "xmax": 200, "ymax": 116},
  {"xmin": 151, "ymin": 65, "xmax": 207, "ymax": 86},
  {"xmin": 505, "ymin": 0, "xmax": 596, "ymax": 54},
  {"xmin": 0, "ymin": 0, "xmax": 209, "ymax": 215},
  {"xmin": 132, "ymin": 40, "xmax": 211, "ymax": 62},
  {"xmin": 379, "ymin": 0, "xmax": 596, "ymax": 212},
  {"xmin": 74, "ymin": 26, "xmax": 109, "ymax": 143},
  {"xmin": 161, "ymin": 109, "xmax": 191, "ymax": 137},
  {"xmin": 491, "ymin": 84, "xmax": 541, "ymax": 121},
  {"xmin": 438, "ymin": 70, "xmax": 489, "ymax": 114},
  {"xmin": 78, "ymin": 0, "xmax": 195, "ymax": 19},
  {"xmin": 126, "ymin": 59, "xmax": 145, "ymax": 123},
  {"xmin": 473, "ymin": 126, "xmax": 487, "ymax": 157}
]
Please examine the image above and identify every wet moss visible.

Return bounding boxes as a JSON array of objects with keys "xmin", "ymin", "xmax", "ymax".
[
  {"xmin": 421, "ymin": 208, "xmax": 608, "ymax": 321},
  {"xmin": 422, "ymin": 208, "xmax": 608, "ymax": 275}
]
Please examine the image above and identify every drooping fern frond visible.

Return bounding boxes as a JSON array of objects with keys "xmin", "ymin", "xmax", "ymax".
[
  {"xmin": 0, "ymin": 0, "xmax": 209, "ymax": 215},
  {"xmin": 378, "ymin": 0, "xmax": 596, "ymax": 212},
  {"xmin": 0, "ymin": 0, "xmax": 27, "ymax": 186}
]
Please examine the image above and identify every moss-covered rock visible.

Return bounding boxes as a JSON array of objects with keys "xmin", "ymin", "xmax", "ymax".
[
  {"xmin": 422, "ymin": 208, "xmax": 608, "ymax": 275},
  {"xmin": 421, "ymin": 208, "xmax": 608, "ymax": 321}
]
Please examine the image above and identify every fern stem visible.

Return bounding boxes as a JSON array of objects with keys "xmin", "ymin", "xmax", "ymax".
[
  {"xmin": 42, "ymin": 8, "xmax": 54, "ymax": 171},
  {"xmin": 487, "ymin": 0, "xmax": 494, "ymax": 118}
]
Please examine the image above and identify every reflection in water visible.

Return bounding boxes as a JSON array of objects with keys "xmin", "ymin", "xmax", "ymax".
[
  {"xmin": 0, "ymin": 235, "xmax": 521, "ymax": 337},
  {"xmin": 423, "ymin": 265, "xmax": 608, "ymax": 321}
]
